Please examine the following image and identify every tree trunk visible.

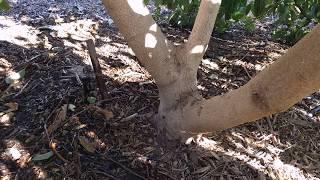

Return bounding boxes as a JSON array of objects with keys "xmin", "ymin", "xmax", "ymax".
[{"xmin": 102, "ymin": 0, "xmax": 320, "ymax": 140}]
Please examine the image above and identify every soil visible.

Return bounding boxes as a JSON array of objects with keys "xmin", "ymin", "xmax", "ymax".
[{"xmin": 1, "ymin": 0, "xmax": 320, "ymax": 180}]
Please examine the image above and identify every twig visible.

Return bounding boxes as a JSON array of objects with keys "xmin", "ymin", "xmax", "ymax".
[
  {"xmin": 266, "ymin": 116, "xmax": 274, "ymax": 133},
  {"xmin": 70, "ymin": 106, "xmax": 89, "ymax": 118},
  {"xmin": 243, "ymin": 66, "xmax": 252, "ymax": 79},
  {"xmin": 158, "ymin": 171, "xmax": 176, "ymax": 180},
  {"xmin": 44, "ymin": 124, "xmax": 70, "ymax": 163},
  {"xmin": 86, "ymin": 39, "xmax": 107, "ymax": 100},
  {"xmin": 26, "ymin": 54, "xmax": 41, "ymax": 62},
  {"xmin": 239, "ymin": 52, "xmax": 252, "ymax": 79},
  {"xmin": 45, "ymin": 88, "xmax": 69, "ymax": 123},
  {"xmin": 104, "ymin": 157, "xmax": 149, "ymax": 180},
  {"xmin": 73, "ymin": 135, "xmax": 81, "ymax": 180},
  {"xmin": 94, "ymin": 171, "xmax": 121, "ymax": 180},
  {"xmin": 50, "ymin": 141, "xmax": 70, "ymax": 163},
  {"xmin": 13, "ymin": 79, "xmax": 32, "ymax": 98},
  {"xmin": 74, "ymin": 72, "xmax": 83, "ymax": 86},
  {"xmin": 119, "ymin": 113, "xmax": 139, "ymax": 122}
]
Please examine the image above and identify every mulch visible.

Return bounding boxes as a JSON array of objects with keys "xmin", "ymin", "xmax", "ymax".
[{"xmin": 1, "ymin": 0, "xmax": 320, "ymax": 179}]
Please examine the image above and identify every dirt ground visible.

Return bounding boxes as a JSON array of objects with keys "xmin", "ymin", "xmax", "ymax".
[{"xmin": 1, "ymin": 0, "xmax": 320, "ymax": 179}]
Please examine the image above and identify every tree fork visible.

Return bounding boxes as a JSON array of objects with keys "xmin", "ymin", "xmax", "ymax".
[
  {"xmin": 102, "ymin": 0, "xmax": 320, "ymax": 140},
  {"xmin": 181, "ymin": 25, "xmax": 320, "ymax": 133}
]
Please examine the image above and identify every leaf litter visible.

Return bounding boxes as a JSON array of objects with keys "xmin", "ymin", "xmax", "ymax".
[{"xmin": 0, "ymin": 0, "xmax": 319, "ymax": 179}]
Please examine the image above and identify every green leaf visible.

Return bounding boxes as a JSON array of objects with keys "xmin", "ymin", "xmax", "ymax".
[
  {"xmin": 242, "ymin": 17, "xmax": 255, "ymax": 32},
  {"xmin": 32, "ymin": 151, "xmax": 54, "ymax": 161},
  {"xmin": 0, "ymin": 0, "xmax": 10, "ymax": 11},
  {"xmin": 252, "ymin": 0, "xmax": 267, "ymax": 18},
  {"xmin": 5, "ymin": 68, "xmax": 26, "ymax": 84},
  {"xmin": 87, "ymin": 96, "xmax": 96, "ymax": 104},
  {"xmin": 232, "ymin": 11, "xmax": 245, "ymax": 20}
]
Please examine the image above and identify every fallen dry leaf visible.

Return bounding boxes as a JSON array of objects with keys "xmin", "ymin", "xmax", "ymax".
[
  {"xmin": 89, "ymin": 105, "xmax": 114, "ymax": 120},
  {"xmin": 78, "ymin": 136, "xmax": 96, "ymax": 153},
  {"xmin": 47, "ymin": 104, "xmax": 68, "ymax": 135},
  {"xmin": 4, "ymin": 102, "xmax": 18, "ymax": 113}
]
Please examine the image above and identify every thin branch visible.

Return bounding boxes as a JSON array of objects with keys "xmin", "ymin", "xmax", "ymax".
[
  {"xmin": 183, "ymin": 25, "xmax": 320, "ymax": 133},
  {"xmin": 104, "ymin": 156, "xmax": 149, "ymax": 180},
  {"xmin": 86, "ymin": 39, "xmax": 107, "ymax": 100},
  {"xmin": 183, "ymin": 0, "xmax": 221, "ymax": 67},
  {"xmin": 102, "ymin": 0, "xmax": 176, "ymax": 85},
  {"xmin": 94, "ymin": 171, "xmax": 120, "ymax": 180}
]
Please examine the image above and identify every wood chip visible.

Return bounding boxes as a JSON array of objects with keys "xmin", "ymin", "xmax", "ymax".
[
  {"xmin": 78, "ymin": 136, "xmax": 96, "ymax": 153},
  {"xmin": 47, "ymin": 104, "xmax": 68, "ymax": 135}
]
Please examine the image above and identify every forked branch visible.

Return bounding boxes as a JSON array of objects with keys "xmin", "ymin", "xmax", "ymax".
[
  {"xmin": 183, "ymin": 0, "xmax": 221, "ymax": 67},
  {"xmin": 183, "ymin": 25, "xmax": 320, "ymax": 133},
  {"xmin": 101, "ymin": 0, "xmax": 177, "ymax": 85}
]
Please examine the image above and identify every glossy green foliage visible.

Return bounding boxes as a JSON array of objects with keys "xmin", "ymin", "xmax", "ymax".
[
  {"xmin": 0, "ymin": 0, "xmax": 10, "ymax": 11},
  {"xmin": 145, "ymin": 0, "xmax": 320, "ymax": 44},
  {"xmin": 269, "ymin": 0, "xmax": 320, "ymax": 44}
]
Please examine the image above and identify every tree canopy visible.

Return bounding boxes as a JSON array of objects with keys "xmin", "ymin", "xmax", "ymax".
[{"xmin": 146, "ymin": 0, "xmax": 320, "ymax": 44}]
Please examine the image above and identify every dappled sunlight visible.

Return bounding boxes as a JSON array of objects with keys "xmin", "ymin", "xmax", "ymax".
[
  {"xmin": 0, "ymin": 57, "xmax": 12, "ymax": 76},
  {"xmin": 31, "ymin": 165, "xmax": 48, "ymax": 179},
  {"xmin": 192, "ymin": 129, "xmax": 319, "ymax": 179},
  {"xmin": 209, "ymin": 0, "xmax": 222, "ymax": 5},
  {"xmin": 1, "ymin": 0, "xmax": 319, "ymax": 179},
  {"xmin": 127, "ymin": 0, "xmax": 150, "ymax": 16},
  {"xmin": 50, "ymin": 19, "xmax": 98, "ymax": 41},
  {"xmin": 1, "ymin": 139, "xmax": 30, "ymax": 168},
  {"xmin": 148, "ymin": 23, "xmax": 158, "ymax": 32},
  {"xmin": 145, "ymin": 33, "xmax": 157, "ymax": 48},
  {"xmin": 0, "ymin": 16, "xmax": 39, "ymax": 47},
  {"xmin": 0, "ymin": 113, "xmax": 14, "ymax": 126},
  {"xmin": 191, "ymin": 45, "xmax": 206, "ymax": 54},
  {"xmin": 0, "ymin": 138, "xmax": 45, "ymax": 178},
  {"xmin": 201, "ymin": 58, "xmax": 219, "ymax": 70},
  {"xmin": 0, "ymin": 15, "xmax": 100, "ymax": 51}
]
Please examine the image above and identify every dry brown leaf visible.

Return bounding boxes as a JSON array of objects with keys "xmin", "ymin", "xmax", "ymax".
[
  {"xmin": 47, "ymin": 104, "xmax": 67, "ymax": 135},
  {"xmin": 4, "ymin": 102, "xmax": 18, "ymax": 113},
  {"xmin": 78, "ymin": 136, "xmax": 96, "ymax": 153},
  {"xmin": 89, "ymin": 105, "xmax": 114, "ymax": 120}
]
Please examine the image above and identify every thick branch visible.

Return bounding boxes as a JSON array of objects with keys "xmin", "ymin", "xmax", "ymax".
[
  {"xmin": 183, "ymin": 25, "xmax": 320, "ymax": 133},
  {"xmin": 101, "ymin": 0, "xmax": 177, "ymax": 85},
  {"xmin": 181, "ymin": 0, "xmax": 221, "ymax": 67}
]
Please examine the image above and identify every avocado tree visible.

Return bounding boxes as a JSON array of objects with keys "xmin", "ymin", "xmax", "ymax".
[{"xmin": 102, "ymin": 0, "xmax": 320, "ymax": 140}]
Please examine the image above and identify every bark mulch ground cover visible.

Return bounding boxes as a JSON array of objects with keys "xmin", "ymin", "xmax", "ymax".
[{"xmin": 1, "ymin": 1, "xmax": 320, "ymax": 179}]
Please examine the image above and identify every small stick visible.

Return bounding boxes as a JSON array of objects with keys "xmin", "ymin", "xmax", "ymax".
[
  {"xmin": 239, "ymin": 52, "xmax": 252, "ymax": 79},
  {"xmin": 105, "ymin": 157, "xmax": 149, "ymax": 180},
  {"xmin": 13, "ymin": 79, "xmax": 32, "ymax": 98},
  {"xmin": 243, "ymin": 66, "xmax": 252, "ymax": 79},
  {"xmin": 120, "ymin": 113, "xmax": 139, "ymax": 122},
  {"xmin": 94, "ymin": 171, "xmax": 121, "ymax": 180},
  {"xmin": 50, "ymin": 141, "xmax": 70, "ymax": 164},
  {"xmin": 86, "ymin": 39, "xmax": 107, "ymax": 100},
  {"xmin": 45, "ymin": 88, "xmax": 69, "ymax": 123},
  {"xmin": 158, "ymin": 171, "xmax": 176, "ymax": 180},
  {"xmin": 73, "ymin": 136, "xmax": 81, "ymax": 180},
  {"xmin": 44, "ymin": 124, "xmax": 70, "ymax": 163}
]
